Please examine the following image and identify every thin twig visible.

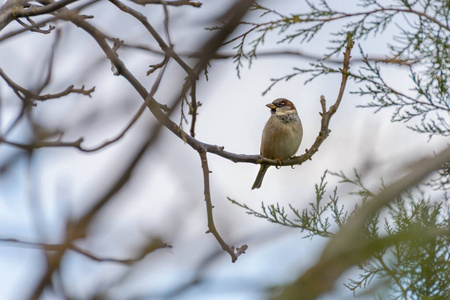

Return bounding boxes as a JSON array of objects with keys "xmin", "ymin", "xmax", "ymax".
[
  {"xmin": 296, "ymin": 32, "xmax": 354, "ymax": 163},
  {"xmin": 16, "ymin": 16, "xmax": 55, "ymax": 33},
  {"xmin": 130, "ymin": 0, "xmax": 202, "ymax": 7},
  {"xmin": 3, "ymin": 4, "xmax": 253, "ymax": 282},
  {"xmin": 110, "ymin": 0, "xmax": 201, "ymax": 138},
  {"xmin": 189, "ymin": 78, "xmax": 198, "ymax": 137},
  {"xmin": 0, "ymin": 1, "xmax": 97, "ymax": 42},
  {"xmin": 199, "ymin": 149, "xmax": 243, "ymax": 262},
  {"xmin": 21, "ymin": 3, "xmax": 255, "ymax": 297},
  {"xmin": 0, "ymin": 0, "xmax": 81, "ymax": 30},
  {"xmin": 96, "ymin": 38, "xmax": 417, "ymax": 66},
  {"xmin": 109, "ymin": 0, "xmax": 194, "ymax": 77},
  {"xmin": 0, "ymin": 68, "xmax": 95, "ymax": 101},
  {"xmin": 0, "ymin": 238, "xmax": 170, "ymax": 264}
]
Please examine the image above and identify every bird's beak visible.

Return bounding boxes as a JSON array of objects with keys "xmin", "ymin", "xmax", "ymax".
[{"xmin": 266, "ymin": 103, "xmax": 276, "ymax": 109}]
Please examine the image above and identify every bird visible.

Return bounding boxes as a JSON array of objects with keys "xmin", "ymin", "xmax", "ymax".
[{"xmin": 252, "ymin": 98, "xmax": 303, "ymax": 189}]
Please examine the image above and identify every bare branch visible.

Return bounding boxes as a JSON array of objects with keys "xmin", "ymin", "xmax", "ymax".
[
  {"xmin": 109, "ymin": 0, "xmax": 194, "ymax": 77},
  {"xmin": 130, "ymin": 0, "xmax": 202, "ymax": 7},
  {"xmin": 0, "ymin": 68, "xmax": 95, "ymax": 101},
  {"xmin": 99, "ymin": 39, "xmax": 418, "ymax": 66},
  {"xmin": 0, "ymin": 0, "xmax": 82, "ymax": 30},
  {"xmin": 20, "ymin": 1, "xmax": 255, "ymax": 291},
  {"xmin": 0, "ymin": 1, "xmax": 97, "ymax": 43},
  {"xmin": 0, "ymin": 0, "xmax": 259, "ymax": 270},
  {"xmin": 199, "ymin": 149, "xmax": 247, "ymax": 263},
  {"xmin": 0, "ymin": 237, "xmax": 170, "ymax": 264},
  {"xmin": 109, "ymin": 0, "xmax": 201, "ymax": 138},
  {"xmin": 16, "ymin": 16, "xmax": 55, "ymax": 33},
  {"xmin": 293, "ymin": 32, "xmax": 354, "ymax": 163},
  {"xmin": 0, "ymin": 136, "xmax": 84, "ymax": 150}
]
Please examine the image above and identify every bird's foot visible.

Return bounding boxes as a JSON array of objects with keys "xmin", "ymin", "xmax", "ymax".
[{"xmin": 275, "ymin": 158, "xmax": 282, "ymax": 169}]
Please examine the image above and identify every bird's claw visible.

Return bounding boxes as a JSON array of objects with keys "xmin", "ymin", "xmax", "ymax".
[{"xmin": 275, "ymin": 158, "xmax": 282, "ymax": 169}]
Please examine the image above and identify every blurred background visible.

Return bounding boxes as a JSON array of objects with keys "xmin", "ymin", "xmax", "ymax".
[{"xmin": 0, "ymin": 0, "xmax": 448, "ymax": 299}]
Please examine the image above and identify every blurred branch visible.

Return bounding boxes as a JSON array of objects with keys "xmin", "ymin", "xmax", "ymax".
[
  {"xmin": 0, "ymin": 136, "xmax": 84, "ymax": 149},
  {"xmin": 0, "ymin": 68, "xmax": 95, "ymax": 102},
  {"xmin": 106, "ymin": 29, "xmax": 353, "ymax": 170},
  {"xmin": 130, "ymin": 0, "xmax": 202, "ymax": 7},
  {"xmin": 12, "ymin": 2, "xmax": 255, "ymax": 297},
  {"xmin": 0, "ymin": 1, "xmax": 46, "ymax": 29},
  {"xmin": 109, "ymin": 0, "xmax": 201, "ymax": 137},
  {"xmin": 0, "ymin": 237, "xmax": 170, "ymax": 264},
  {"xmin": 212, "ymin": 50, "xmax": 416, "ymax": 66},
  {"xmin": 0, "ymin": 0, "xmax": 348, "ymax": 274},
  {"xmin": 0, "ymin": 16, "xmax": 54, "ymax": 41},
  {"xmin": 15, "ymin": 16, "xmax": 55, "ymax": 34},
  {"xmin": 0, "ymin": 16, "xmax": 352, "ymax": 173},
  {"xmin": 27, "ymin": 116, "xmax": 166, "ymax": 299},
  {"xmin": 0, "ymin": 1, "xmax": 96, "ymax": 42},
  {"xmin": 35, "ymin": 26, "xmax": 60, "ymax": 95},
  {"xmin": 1, "ymin": 0, "xmax": 448, "ymax": 298},
  {"xmin": 109, "ymin": 0, "xmax": 194, "ymax": 76},
  {"xmin": 229, "ymin": 4, "xmax": 450, "ymax": 49},
  {"xmin": 134, "ymin": 0, "xmax": 254, "ymax": 262},
  {"xmin": 19, "ymin": 0, "xmax": 81, "ymax": 17},
  {"xmin": 189, "ymin": 78, "xmax": 199, "ymax": 137},
  {"xmin": 273, "ymin": 145, "xmax": 450, "ymax": 300},
  {"xmin": 108, "ymin": 40, "xmax": 417, "ymax": 66},
  {"xmin": 0, "ymin": 0, "xmax": 85, "ymax": 31}
]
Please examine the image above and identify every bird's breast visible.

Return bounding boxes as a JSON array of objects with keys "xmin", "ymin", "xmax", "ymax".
[{"xmin": 260, "ymin": 115, "xmax": 303, "ymax": 160}]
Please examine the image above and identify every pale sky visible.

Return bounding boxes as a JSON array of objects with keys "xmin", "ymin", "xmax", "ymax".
[{"xmin": 0, "ymin": 1, "xmax": 448, "ymax": 299}]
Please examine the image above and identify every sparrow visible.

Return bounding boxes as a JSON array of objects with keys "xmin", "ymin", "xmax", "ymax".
[{"xmin": 252, "ymin": 98, "xmax": 303, "ymax": 189}]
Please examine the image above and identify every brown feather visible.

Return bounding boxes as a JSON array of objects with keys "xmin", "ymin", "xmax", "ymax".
[{"xmin": 252, "ymin": 98, "xmax": 303, "ymax": 189}]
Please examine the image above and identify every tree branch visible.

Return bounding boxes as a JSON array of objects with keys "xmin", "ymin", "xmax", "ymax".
[
  {"xmin": 109, "ymin": 0, "xmax": 194, "ymax": 77},
  {"xmin": 130, "ymin": 0, "xmax": 202, "ymax": 7},
  {"xmin": 288, "ymin": 32, "xmax": 354, "ymax": 165},
  {"xmin": 199, "ymin": 149, "xmax": 247, "ymax": 262},
  {"xmin": 0, "ymin": 0, "xmax": 82, "ymax": 31},
  {"xmin": 0, "ymin": 237, "xmax": 170, "ymax": 264},
  {"xmin": 273, "ymin": 145, "xmax": 450, "ymax": 300},
  {"xmin": 0, "ymin": 68, "xmax": 95, "ymax": 102},
  {"xmin": 18, "ymin": 3, "xmax": 256, "ymax": 297}
]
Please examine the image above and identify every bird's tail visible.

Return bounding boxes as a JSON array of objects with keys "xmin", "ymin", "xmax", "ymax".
[{"xmin": 252, "ymin": 165, "xmax": 269, "ymax": 189}]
